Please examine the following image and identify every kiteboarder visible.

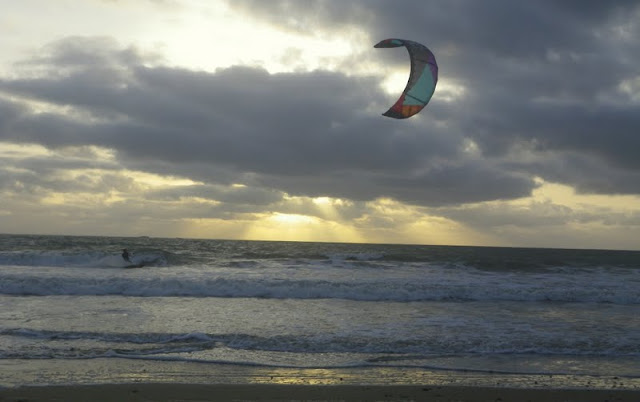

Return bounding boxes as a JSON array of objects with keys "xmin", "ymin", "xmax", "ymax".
[{"xmin": 122, "ymin": 249, "xmax": 131, "ymax": 263}]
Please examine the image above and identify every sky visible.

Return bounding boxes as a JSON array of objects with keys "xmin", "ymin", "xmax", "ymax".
[{"xmin": 1, "ymin": 0, "xmax": 640, "ymax": 249}]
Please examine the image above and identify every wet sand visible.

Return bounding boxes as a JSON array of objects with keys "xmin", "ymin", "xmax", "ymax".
[
  {"xmin": 2, "ymin": 359, "xmax": 639, "ymax": 401},
  {"xmin": 1, "ymin": 383, "xmax": 640, "ymax": 401}
]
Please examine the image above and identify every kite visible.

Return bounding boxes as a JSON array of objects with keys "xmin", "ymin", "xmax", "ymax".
[{"xmin": 374, "ymin": 38, "xmax": 438, "ymax": 119}]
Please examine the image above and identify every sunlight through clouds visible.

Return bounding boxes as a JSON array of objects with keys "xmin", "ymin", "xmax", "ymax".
[
  {"xmin": 138, "ymin": 1, "xmax": 359, "ymax": 74},
  {"xmin": 244, "ymin": 212, "xmax": 364, "ymax": 243}
]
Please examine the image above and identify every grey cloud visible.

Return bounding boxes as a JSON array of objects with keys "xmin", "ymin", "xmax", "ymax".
[
  {"xmin": 435, "ymin": 198, "xmax": 640, "ymax": 233},
  {"xmin": 149, "ymin": 183, "xmax": 283, "ymax": 207},
  {"xmin": 514, "ymin": 151, "xmax": 640, "ymax": 196},
  {"xmin": 0, "ymin": 154, "xmax": 129, "ymax": 195},
  {"xmin": 226, "ymin": 0, "xmax": 373, "ymax": 35},
  {"xmin": 0, "ymin": 35, "xmax": 535, "ymax": 208},
  {"xmin": 435, "ymin": 201, "xmax": 576, "ymax": 230},
  {"xmin": 228, "ymin": 1, "xmax": 631, "ymax": 55},
  {"xmin": 226, "ymin": 1, "xmax": 640, "ymax": 197}
]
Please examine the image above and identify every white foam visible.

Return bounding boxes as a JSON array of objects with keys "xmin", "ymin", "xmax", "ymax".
[{"xmin": 1, "ymin": 264, "xmax": 638, "ymax": 304}]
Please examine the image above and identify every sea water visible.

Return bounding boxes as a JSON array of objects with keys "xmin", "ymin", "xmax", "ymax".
[{"xmin": 1, "ymin": 234, "xmax": 639, "ymax": 387}]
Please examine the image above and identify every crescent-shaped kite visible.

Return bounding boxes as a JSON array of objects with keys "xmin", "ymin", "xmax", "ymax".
[{"xmin": 374, "ymin": 38, "xmax": 438, "ymax": 119}]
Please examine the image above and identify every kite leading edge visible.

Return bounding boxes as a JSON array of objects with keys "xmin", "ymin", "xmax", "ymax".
[{"xmin": 374, "ymin": 38, "xmax": 438, "ymax": 119}]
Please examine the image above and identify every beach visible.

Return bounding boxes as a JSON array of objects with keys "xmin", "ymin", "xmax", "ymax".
[
  {"xmin": 2, "ymin": 358, "xmax": 639, "ymax": 401},
  {"xmin": 2, "ymin": 383, "xmax": 640, "ymax": 402}
]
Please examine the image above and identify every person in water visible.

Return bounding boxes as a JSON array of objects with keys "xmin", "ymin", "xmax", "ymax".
[{"xmin": 122, "ymin": 249, "xmax": 131, "ymax": 263}]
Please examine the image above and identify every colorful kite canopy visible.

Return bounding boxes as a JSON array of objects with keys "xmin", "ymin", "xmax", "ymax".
[{"xmin": 374, "ymin": 38, "xmax": 438, "ymax": 119}]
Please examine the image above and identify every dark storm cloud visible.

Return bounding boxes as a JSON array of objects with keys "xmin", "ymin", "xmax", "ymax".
[
  {"xmin": 0, "ymin": 34, "xmax": 535, "ymax": 207},
  {"xmin": 230, "ymin": 0, "xmax": 633, "ymax": 57},
  {"xmin": 230, "ymin": 0, "xmax": 640, "ymax": 195}
]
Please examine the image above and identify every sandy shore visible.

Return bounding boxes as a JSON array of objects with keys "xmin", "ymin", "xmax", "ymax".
[
  {"xmin": 1, "ymin": 383, "xmax": 639, "ymax": 401},
  {"xmin": 2, "ymin": 359, "xmax": 639, "ymax": 401}
]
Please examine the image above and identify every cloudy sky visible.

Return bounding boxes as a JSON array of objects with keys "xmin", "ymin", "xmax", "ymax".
[{"xmin": 1, "ymin": 0, "xmax": 639, "ymax": 249}]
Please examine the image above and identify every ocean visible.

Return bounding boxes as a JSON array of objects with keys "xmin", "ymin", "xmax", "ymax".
[{"xmin": 1, "ymin": 234, "xmax": 639, "ymax": 389}]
